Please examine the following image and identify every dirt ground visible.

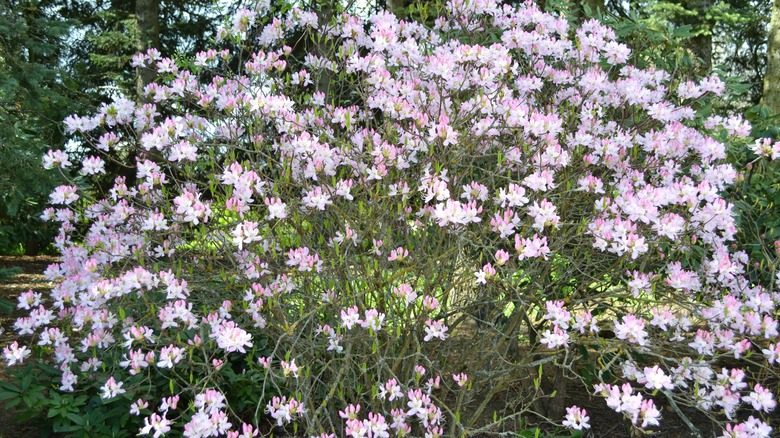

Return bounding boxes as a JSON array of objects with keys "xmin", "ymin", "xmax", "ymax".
[{"xmin": 0, "ymin": 256, "xmax": 745, "ymax": 438}]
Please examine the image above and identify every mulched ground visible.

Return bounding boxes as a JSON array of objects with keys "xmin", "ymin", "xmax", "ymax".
[{"xmin": 0, "ymin": 256, "xmax": 734, "ymax": 437}]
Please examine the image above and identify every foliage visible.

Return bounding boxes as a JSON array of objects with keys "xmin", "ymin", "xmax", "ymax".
[
  {"xmin": 4, "ymin": 1, "xmax": 780, "ymax": 437},
  {"xmin": 0, "ymin": 266, "xmax": 20, "ymax": 315},
  {"xmin": 0, "ymin": 362, "xmax": 136, "ymax": 437},
  {"xmin": 729, "ymin": 105, "xmax": 780, "ymax": 287}
]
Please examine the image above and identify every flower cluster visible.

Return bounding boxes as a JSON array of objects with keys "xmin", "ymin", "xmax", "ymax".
[{"xmin": 11, "ymin": 0, "xmax": 780, "ymax": 436}]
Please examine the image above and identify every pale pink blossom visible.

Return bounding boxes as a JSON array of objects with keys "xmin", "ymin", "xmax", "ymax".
[{"xmin": 562, "ymin": 405, "xmax": 590, "ymax": 430}]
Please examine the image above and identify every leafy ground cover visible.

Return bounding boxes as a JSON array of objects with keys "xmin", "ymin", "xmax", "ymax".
[{"xmin": 0, "ymin": 256, "xmax": 57, "ymax": 437}]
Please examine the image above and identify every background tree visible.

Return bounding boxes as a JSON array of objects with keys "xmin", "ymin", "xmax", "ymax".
[
  {"xmin": 764, "ymin": 0, "xmax": 780, "ymax": 112},
  {"xmin": 0, "ymin": 0, "xmax": 83, "ymax": 254},
  {"xmin": 0, "ymin": 0, "xmax": 231, "ymax": 255},
  {"xmin": 60, "ymin": 0, "xmax": 220, "ymax": 98},
  {"xmin": 712, "ymin": 0, "xmax": 770, "ymax": 108},
  {"xmin": 602, "ymin": 0, "xmax": 770, "ymax": 108}
]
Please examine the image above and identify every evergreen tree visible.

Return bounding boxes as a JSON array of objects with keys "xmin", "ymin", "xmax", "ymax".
[
  {"xmin": 0, "ymin": 0, "xmax": 81, "ymax": 254},
  {"xmin": 61, "ymin": 0, "xmax": 224, "ymax": 99}
]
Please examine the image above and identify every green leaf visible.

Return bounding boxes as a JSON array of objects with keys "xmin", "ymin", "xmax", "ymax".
[{"xmin": 672, "ymin": 25, "xmax": 693, "ymax": 38}]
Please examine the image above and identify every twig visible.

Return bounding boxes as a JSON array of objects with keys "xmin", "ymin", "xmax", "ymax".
[{"xmin": 663, "ymin": 390, "xmax": 701, "ymax": 438}]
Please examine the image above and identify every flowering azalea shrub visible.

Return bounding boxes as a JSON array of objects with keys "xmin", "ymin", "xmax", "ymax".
[{"xmin": 5, "ymin": 0, "xmax": 780, "ymax": 436}]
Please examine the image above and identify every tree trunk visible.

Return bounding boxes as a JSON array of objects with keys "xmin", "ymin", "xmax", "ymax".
[
  {"xmin": 764, "ymin": 0, "xmax": 780, "ymax": 113},
  {"xmin": 314, "ymin": 0, "xmax": 335, "ymax": 97},
  {"xmin": 386, "ymin": 0, "xmax": 404, "ymax": 12},
  {"xmin": 135, "ymin": 0, "xmax": 160, "ymax": 102},
  {"xmin": 24, "ymin": 238, "xmax": 41, "ymax": 256},
  {"xmin": 132, "ymin": 0, "xmax": 161, "ymax": 186},
  {"xmin": 679, "ymin": 0, "xmax": 713, "ymax": 71}
]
